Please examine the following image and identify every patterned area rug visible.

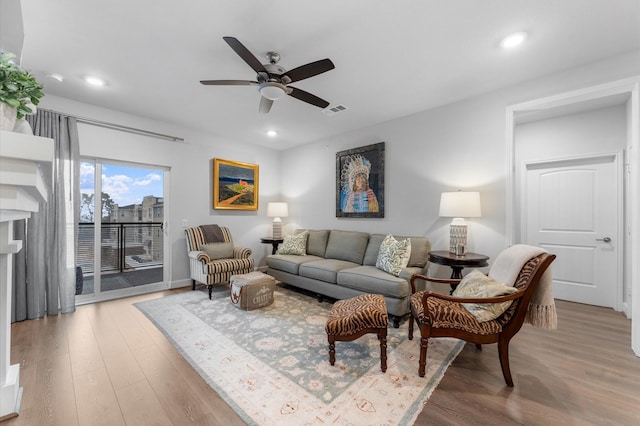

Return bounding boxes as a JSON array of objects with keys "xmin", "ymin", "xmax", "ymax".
[{"xmin": 136, "ymin": 285, "xmax": 464, "ymax": 425}]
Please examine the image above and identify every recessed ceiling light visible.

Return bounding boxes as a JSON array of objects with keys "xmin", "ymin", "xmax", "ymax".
[
  {"xmin": 501, "ymin": 32, "xmax": 527, "ymax": 49},
  {"xmin": 84, "ymin": 76, "xmax": 106, "ymax": 87},
  {"xmin": 47, "ymin": 73, "xmax": 64, "ymax": 82},
  {"xmin": 267, "ymin": 130, "xmax": 277, "ymax": 137}
]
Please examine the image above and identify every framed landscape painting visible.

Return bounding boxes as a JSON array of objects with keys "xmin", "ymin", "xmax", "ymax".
[
  {"xmin": 213, "ymin": 158, "xmax": 259, "ymax": 210},
  {"xmin": 336, "ymin": 142, "xmax": 385, "ymax": 218}
]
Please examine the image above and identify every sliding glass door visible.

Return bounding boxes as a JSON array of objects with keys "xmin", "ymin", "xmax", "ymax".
[{"xmin": 76, "ymin": 159, "xmax": 167, "ymax": 302}]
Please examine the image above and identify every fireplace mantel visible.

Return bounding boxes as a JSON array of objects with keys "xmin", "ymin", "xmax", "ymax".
[{"xmin": 0, "ymin": 130, "xmax": 53, "ymax": 420}]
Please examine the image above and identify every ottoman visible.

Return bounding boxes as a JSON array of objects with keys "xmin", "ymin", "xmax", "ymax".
[
  {"xmin": 325, "ymin": 294, "xmax": 388, "ymax": 372},
  {"xmin": 229, "ymin": 271, "xmax": 276, "ymax": 310}
]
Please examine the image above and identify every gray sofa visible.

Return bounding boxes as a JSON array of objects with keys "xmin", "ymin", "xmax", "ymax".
[{"xmin": 265, "ymin": 229, "xmax": 431, "ymax": 327}]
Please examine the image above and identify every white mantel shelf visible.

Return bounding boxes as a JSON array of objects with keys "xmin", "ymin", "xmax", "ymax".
[
  {"xmin": 0, "ymin": 130, "xmax": 53, "ymax": 421},
  {"xmin": 0, "ymin": 131, "xmax": 54, "ymax": 163}
]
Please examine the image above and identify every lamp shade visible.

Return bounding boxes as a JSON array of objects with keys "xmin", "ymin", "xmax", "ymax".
[
  {"xmin": 439, "ymin": 191, "xmax": 481, "ymax": 218},
  {"xmin": 267, "ymin": 202, "xmax": 288, "ymax": 218}
]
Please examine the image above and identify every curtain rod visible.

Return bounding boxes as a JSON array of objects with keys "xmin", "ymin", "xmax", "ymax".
[{"xmin": 40, "ymin": 108, "xmax": 185, "ymax": 142}]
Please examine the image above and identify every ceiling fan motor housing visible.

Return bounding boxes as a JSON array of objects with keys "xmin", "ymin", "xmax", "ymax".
[{"xmin": 260, "ymin": 62, "xmax": 289, "ymax": 83}]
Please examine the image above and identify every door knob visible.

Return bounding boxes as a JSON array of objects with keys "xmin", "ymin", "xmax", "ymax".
[{"xmin": 596, "ymin": 237, "xmax": 611, "ymax": 243}]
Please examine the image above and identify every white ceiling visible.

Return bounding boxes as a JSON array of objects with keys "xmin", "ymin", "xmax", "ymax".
[{"xmin": 17, "ymin": 0, "xmax": 640, "ymax": 150}]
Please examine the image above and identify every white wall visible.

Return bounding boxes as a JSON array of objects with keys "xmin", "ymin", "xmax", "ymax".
[
  {"xmin": 279, "ymin": 50, "xmax": 640, "ymax": 280},
  {"xmin": 40, "ymin": 95, "xmax": 281, "ymax": 288},
  {"xmin": 515, "ymin": 104, "xmax": 627, "ymax": 161},
  {"xmin": 38, "ymin": 49, "xmax": 640, "ymax": 288}
]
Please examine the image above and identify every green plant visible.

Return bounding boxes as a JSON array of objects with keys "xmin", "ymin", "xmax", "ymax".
[{"xmin": 0, "ymin": 52, "xmax": 44, "ymax": 119}]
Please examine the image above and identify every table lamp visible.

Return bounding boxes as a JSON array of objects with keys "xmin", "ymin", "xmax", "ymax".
[
  {"xmin": 267, "ymin": 202, "xmax": 288, "ymax": 239},
  {"xmin": 439, "ymin": 191, "xmax": 481, "ymax": 254}
]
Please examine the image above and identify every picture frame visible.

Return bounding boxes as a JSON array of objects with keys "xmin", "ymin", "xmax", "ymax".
[
  {"xmin": 336, "ymin": 142, "xmax": 385, "ymax": 218},
  {"xmin": 213, "ymin": 158, "xmax": 259, "ymax": 210}
]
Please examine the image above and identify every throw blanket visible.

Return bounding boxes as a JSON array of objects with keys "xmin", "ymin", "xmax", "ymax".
[
  {"xmin": 200, "ymin": 224, "xmax": 225, "ymax": 243},
  {"xmin": 489, "ymin": 244, "xmax": 557, "ymax": 330}
]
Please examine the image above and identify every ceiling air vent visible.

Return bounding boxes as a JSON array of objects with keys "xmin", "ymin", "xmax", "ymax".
[{"xmin": 323, "ymin": 104, "xmax": 348, "ymax": 116}]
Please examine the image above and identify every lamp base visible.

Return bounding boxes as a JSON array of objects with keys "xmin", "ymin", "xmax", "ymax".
[
  {"xmin": 272, "ymin": 221, "xmax": 282, "ymax": 239},
  {"xmin": 449, "ymin": 224, "xmax": 467, "ymax": 254}
]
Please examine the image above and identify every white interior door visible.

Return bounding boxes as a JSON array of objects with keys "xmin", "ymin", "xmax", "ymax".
[{"xmin": 523, "ymin": 154, "xmax": 621, "ymax": 308}]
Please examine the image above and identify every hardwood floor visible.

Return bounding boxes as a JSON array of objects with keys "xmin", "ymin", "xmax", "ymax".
[{"xmin": 4, "ymin": 291, "xmax": 639, "ymax": 425}]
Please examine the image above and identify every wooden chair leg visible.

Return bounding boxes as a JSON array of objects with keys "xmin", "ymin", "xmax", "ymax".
[
  {"xmin": 379, "ymin": 328, "xmax": 387, "ymax": 373},
  {"xmin": 475, "ymin": 343, "xmax": 482, "ymax": 350},
  {"xmin": 498, "ymin": 337, "xmax": 514, "ymax": 387},
  {"xmin": 419, "ymin": 336, "xmax": 428, "ymax": 377},
  {"xmin": 208, "ymin": 285, "xmax": 213, "ymax": 300},
  {"xmin": 408, "ymin": 314, "xmax": 414, "ymax": 340},
  {"xmin": 328, "ymin": 335, "xmax": 336, "ymax": 366},
  {"xmin": 192, "ymin": 279, "xmax": 196, "ymax": 291}
]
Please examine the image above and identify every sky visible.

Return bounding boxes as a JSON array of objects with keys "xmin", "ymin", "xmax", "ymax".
[{"xmin": 80, "ymin": 162, "xmax": 163, "ymax": 206}]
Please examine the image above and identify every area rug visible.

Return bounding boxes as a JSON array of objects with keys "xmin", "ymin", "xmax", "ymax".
[{"xmin": 135, "ymin": 285, "xmax": 464, "ymax": 425}]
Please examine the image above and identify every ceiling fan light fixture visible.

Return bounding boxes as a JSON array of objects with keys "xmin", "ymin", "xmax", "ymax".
[{"xmin": 259, "ymin": 82, "xmax": 286, "ymax": 100}]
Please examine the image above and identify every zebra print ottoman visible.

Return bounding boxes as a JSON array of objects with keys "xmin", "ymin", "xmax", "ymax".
[{"xmin": 325, "ymin": 293, "xmax": 388, "ymax": 372}]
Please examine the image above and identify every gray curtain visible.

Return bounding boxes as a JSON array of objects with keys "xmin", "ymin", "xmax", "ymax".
[{"xmin": 11, "ymin": 110, "xmax": 79, "ymax": 322}]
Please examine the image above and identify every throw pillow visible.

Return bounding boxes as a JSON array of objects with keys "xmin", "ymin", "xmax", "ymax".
[
  {"xmin": 375, "ymin": 234, "xmax": 412, "ymax": 277},
  {"xmin": 453, "ymin": 269, "xmax": 518, "ymax": 322},
  {"xmin": 277, "ymin": 231, "xmax": 309, "ymax": 255},
  {"xmin": 200, "ymin": 242, "xmax": 234, "ymax": 260}
]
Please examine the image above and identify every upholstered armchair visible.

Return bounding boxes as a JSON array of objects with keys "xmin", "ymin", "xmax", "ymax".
[
  {"xmin": 185, "ymin": 225, "xmax": 254, "ymax": 299},
  {"xmin": 408, "ymin": 245, "xmax": 556, "ymax": 387}
]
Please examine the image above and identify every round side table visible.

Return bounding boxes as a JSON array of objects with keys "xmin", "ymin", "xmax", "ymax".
[
  {"xmin": 428, "ymin": 250, "xmax": 489, "ymax": 293},
  {"xmin": 260, "ymin": 237, "xmax": 284, "ymax": 255}
]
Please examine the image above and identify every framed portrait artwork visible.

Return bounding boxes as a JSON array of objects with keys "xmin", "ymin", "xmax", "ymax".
[
  {"xmin": 336, "ymin": 142, "xmax": 385, "ymax": 218},
  {"xmin": 212, "ymin": 158, "xmax": 259, "ymax": 210}
]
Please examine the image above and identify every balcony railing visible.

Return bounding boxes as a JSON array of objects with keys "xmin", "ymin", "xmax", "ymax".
[{"xmin": 77, "ymin": 222, "xmax": 164, "ymax": 275}]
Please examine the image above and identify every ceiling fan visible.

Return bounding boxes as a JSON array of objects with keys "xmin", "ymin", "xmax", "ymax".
[{"xmin": 200, "ymin": 36, "xmax": 335, "ymax": 114}]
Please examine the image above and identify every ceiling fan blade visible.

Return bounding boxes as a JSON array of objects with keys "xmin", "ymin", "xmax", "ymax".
[
  {"xmin": 259, "ymin": 96, "xmax": 273, "ymax": 114},
  {"xmin": 285, "ymin": 59, "xmax": 335, "ymax": 83},
  {"xmin": 200, "ymin": 80, "xmax": 258, "ymax": 86},
  {"xmin": 287, "ymin": 86, "xmax": 330, "ymax": 109},
  {"xmin": 223, "ymin": 36, "xmax": 267, "ymax": 74}
]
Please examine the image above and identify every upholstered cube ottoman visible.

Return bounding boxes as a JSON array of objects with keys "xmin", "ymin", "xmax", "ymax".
[
  {"xmin": 325, "ymin": 293, "xmax": 388, "ymax": 372},
  {"xmin": 229, "ymin": 271, "xmax": 276, "ymax": 310}
]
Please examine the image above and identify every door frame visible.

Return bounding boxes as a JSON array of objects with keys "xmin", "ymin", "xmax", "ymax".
[
  {"xmin": 506, "ymin": 76, "xmax": 640, "ymax": 356},
  {"xmin": 75, "ymin": 158, "xmax": 171, "ymax": 305},
  {"xmin": 521, "ymin": 152, "xmax": 624, "ymax": 311}
]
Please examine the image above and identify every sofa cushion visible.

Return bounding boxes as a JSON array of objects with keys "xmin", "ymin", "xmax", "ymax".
[
  {"xmin": 306, "ymin": 230, "xmax": 330, "ymax": 257},
  {"xmin": 277, "ymin": 231, "xmax": 309, "ymax": 255},
  {"xmin": 299, "ymin": 259, "xmax": 361, "ymax": 283},
  {"xmin": 324, "ymin": 230, "xmax": 370, "ymax": 264},
  {"xmin": 363, "ymin": 234, "xmax": 387, "ymax": 266},
  {"xmin": 265, "ymin": 254, "xmax": 323, "ymax": 274},
  {"xmin": 337, "ymin": 266, "xmax": 410, "ymax": 299},
  {"xmin": 398, "ymin": 266, "xmax": 424, "ymax": 281},
  {"xmin": 405, "ymin": 236, "xmax": 430, "ymax": 268},
  {"xmin": 376, "ymin": 235, "xmax": 411, "ymax": 276}
]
